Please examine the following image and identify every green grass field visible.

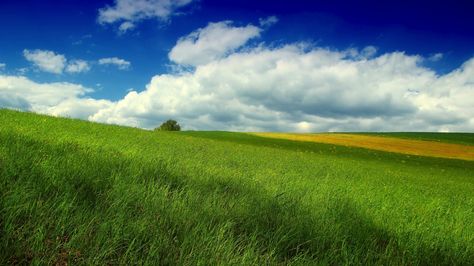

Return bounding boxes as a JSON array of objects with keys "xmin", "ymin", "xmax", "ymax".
[{"xmin": 1, "ymin": 109, "xmax": 473, "ymax": 265}]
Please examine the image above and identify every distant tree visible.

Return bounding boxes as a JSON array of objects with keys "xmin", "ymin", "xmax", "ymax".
[{"xmin": 155, "ymin": 119, "xmax": 181, "ymax": 131}]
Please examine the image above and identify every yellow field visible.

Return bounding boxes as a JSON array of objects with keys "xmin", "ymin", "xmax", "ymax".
[{"xmin": 251, "ymin": 133, "xmax": 474, "ymax": 161}]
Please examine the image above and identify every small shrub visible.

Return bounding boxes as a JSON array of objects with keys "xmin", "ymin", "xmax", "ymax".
[{"xmin": 155, "ymin": 119, "xmax": 181, "ymax": 131}]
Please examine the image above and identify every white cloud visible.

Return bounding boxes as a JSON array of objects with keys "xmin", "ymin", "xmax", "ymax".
[
  {"xmin": 259, "ymin": 16, "xmax": 278, "ymax": 27},
  {"xmin": 98, "ymin": 0, "xmax": 194, "ymax": 32},
  {"xmin": 0, "ymin": 74, "xmax": 113, "ymax": 119},
  {"xmin": 169, "ymin": 21, "xmax": 261, "ymax": 66},
  {"xmin": 90, "ymin": 45, "xmax": 474, "ymax": 132},
  {"xmin": 98, "ymin": 57, "xmax": 131, "ymax": 70},
  {"xmin": 0, "ymin": 63, "xmax": 5, "ymax": 70},
  {"xmin": 23, "ymin": 49, "xmax": 67, "ymax": 74},
  {"xmin": 65, "ymin": 60, "xmax": 91, "ymax": 73},
  {"xmin": 46, "ymin": 98, "xmax": 114, "ymax": 119},
  {"xmin": 0, "ymin": 75, "xmax": 90, "ymax": 107},
  {"xmin": 118, "ymin": 21, "xmax": 136, "ymax": 33},
  {"xmin": 22, "ymin": 49, "xmax": 134, "ymax": 74},
  {"xmin": 23, "ymin": 49, "xmax": 92, "ymax": 74}
]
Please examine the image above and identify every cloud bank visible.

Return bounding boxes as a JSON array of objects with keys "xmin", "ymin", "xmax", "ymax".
[
  {"xmin": 90, "ymin": 44, "xmax": 474, "ymax": 132},
  {"xmin": 0, "ymin": 75, "xmax": 112, "ymax": 119},
  {"xmin": 3, "ymin": 21, "xmax": 474, "ymax": 132}
]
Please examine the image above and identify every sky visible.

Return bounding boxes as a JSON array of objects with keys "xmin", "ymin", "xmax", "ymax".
[{"xmin": 1, "ymin": 0, "xmax": 473, "ymax": 132}]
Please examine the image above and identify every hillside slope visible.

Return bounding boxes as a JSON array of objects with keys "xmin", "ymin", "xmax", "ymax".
[{"xmin": 1, "ymin": 109, "xmax": 473, "ymax": 265}]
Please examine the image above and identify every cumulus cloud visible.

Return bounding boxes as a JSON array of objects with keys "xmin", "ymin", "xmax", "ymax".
[
  {"xmin": 169, "ymin": 21, "xmax": 262, "ymax": 66},
  {"xmin": 98, "ymin": 0, "xmax": 194, "ymax": 32},
  {"xmin": 23, "ymin": 49, "xmax": 67, "ymax": 74},
  {"xmin": 0, "ymin": 75, "xmax": 112, "ymax": 119},
  {"xmin": 98, "ymin": 57, "xmax": 131, "ymax": 70},
  {"xmin": 0, "ymin": 75, "xmax": 89, "ymax": 108},
  {"xmin": 90, "ymin": 44, "xmax": 474, "ymax": 132},
  {"xmin": 46, "ymin": 98, "xmax": 114, "ymax": 119},
  {"xmin": 23, "ymin": 49, "xmax": 92, "ymax": 74},
  {"xmin": 65, "ymin": 60, "xmax": 91, "ymax": 73}
]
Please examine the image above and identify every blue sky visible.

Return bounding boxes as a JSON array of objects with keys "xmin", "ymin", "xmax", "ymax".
[{"xmin": 1, "ymin": 0, "xmax": 474, "ymax": 131}]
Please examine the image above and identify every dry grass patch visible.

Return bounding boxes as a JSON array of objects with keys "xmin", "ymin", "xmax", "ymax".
[{"xmin": 251, "ymin": 133, "xmax": 474, "ymax": 161}]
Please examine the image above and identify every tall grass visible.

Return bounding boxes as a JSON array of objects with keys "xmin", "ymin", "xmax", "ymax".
[{"xmin": 1, "ymin": 109, "xmax": 473, "ymax": 265}]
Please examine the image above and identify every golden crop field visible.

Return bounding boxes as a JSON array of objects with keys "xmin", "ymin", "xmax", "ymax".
[{"xmin": 251, "ymin": 133, "xmax": 474, "ymax": 161}]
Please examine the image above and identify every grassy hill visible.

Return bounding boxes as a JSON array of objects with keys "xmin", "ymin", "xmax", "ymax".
[{"xmin": 1, "ymin": 109, "xmax": 473, "ymax": 265}]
